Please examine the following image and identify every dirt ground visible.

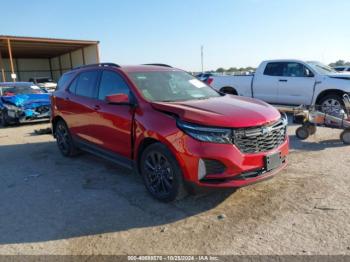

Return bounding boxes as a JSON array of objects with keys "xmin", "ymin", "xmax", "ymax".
[{"xmin": 0, "ymin": 119, "xmax": 349, "ymax": 255}]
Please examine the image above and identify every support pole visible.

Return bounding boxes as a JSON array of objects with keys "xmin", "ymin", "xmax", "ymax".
[
  {"xmin": 95, "ymin": 44, "xmax": 100, "ymax": 63},
  {"xmin": 0, "ymin": 50, "xmax": 6, "ymax": 82},
  {"xmin": 7, "ymin": 38, "xmax": 15, "ymax": 82},
  {"xmin": 82, "ymin": 48, "xmax": 86, "ymax": 65},
  {"xmin": 201, "ymin": 45, "xmax": 204, "ymax": 73}
]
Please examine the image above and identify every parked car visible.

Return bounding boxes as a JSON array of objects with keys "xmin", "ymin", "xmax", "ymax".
[
  {"xmin": 333, "ymin": 66, "xmax": 350, "ymax": 72},
  {"xmin": 195, "ymin": 72, "xmax": 217, "ymax": 82},
  {"xmin": 208, "ymin": 60, "xmax": 350, "ymax": 114},
  {"xmin": 29, "ymin": 77, "xmax": 57, "ymax": 92},
  {"xmin": 51, "ymin": 63, "xmax": 289, "ymax": 202},
  {"xmin": 0, "ymin": 82, "xmax": 51, "ymax": 126}
]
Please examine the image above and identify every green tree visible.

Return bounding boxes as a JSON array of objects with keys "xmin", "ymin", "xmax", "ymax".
[{"xmin": 216, "ymin": 68, "xmax": 225, "ymax": 73}]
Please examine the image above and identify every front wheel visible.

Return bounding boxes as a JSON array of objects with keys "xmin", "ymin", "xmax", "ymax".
[
  {"xmin": 55, "ymin": 120, "xmax": 79, "ymax": 157},
  {"xmin": 140, "ymin": 143, "xmax": 187, "ymax": 202},
  {"xmin": 319, "ymin": 94, "xmax": 345, "ymax": 116},
  {"xmin": 0, "ymin": 111, "xmax": 9, "ymax": 127}
]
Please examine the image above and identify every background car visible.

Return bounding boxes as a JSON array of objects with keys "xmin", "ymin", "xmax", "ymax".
[
  {"xmin": 0, "ymin": 82, "xmax": 51, "ymax": 126},
  {"xmin": 29, "ymin": 77, "xmax": 57, "ymax": 92},
  {"xmin": 333, "ymin": 66, "xmax": 350, "ymax": 72}
]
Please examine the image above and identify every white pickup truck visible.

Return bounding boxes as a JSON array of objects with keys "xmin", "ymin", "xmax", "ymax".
[{"xmin": 209, "ymin": 59, "xmax": 350, "ymax": 112}]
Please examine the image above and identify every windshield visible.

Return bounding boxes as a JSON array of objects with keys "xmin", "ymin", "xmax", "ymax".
[
  {"xmin": 306, "ymin": 61, "xmax": 337, "ymax": 75},
  {"xmin": 128, "ymin": 71, "xmax": 220, "ymax": 102},
  {"xmin": 0, "ymin": 85, "xmax": 44, "ymax": 96},
  {"xmin": 36, "ymin": 78, "xmax": 53, "ymax": 83}
]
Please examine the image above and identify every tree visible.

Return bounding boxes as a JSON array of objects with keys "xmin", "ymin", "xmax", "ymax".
[
  {"xmin": 216, "ymin": 68, "xmax": 225, "ymax": 73},
  {"xmin": 329, "ymin": 60, "xmax": 349, "ymax": 67}
]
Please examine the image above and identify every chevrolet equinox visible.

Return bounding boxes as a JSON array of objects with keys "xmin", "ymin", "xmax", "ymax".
[{"xmin": 51, "ymin": 63, "xmax": 289, "ymax": 202}]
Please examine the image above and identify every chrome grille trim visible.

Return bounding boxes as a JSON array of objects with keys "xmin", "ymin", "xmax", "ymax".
[{"xmin": 233, "ymin": 116, "xmax": 288, "ymax": 154}]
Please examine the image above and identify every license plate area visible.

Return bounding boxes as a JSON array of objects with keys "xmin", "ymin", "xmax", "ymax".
[
  {"xmin": 265, "ymin": 152, "xmax": 282, "ymax": 171},
  {"xmin": 7, "ymin": 111, "xmax": 16, "ymax": 118}
]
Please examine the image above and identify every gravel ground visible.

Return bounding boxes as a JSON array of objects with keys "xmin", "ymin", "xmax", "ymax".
[{"xmin": 0, "ymin": 120, "xmax": 349, "ymax": 255}]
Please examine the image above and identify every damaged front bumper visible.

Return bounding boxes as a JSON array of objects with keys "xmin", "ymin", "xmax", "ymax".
[{"xmin": 4, "ymin": 105, "xmax": 51, "ymax": 123}]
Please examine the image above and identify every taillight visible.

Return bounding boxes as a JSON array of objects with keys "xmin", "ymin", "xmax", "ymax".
[{"xmin": 206, "ymin": 77, "xmax": 213, "ymax": 86}]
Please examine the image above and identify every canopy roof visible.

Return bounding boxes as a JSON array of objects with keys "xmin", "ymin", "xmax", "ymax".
[{"xmin": 0, "ymin": 35, "xmax": 99, "ymax": 58}]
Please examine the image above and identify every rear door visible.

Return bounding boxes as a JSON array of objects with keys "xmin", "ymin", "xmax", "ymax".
[
  {"xmin": 94, "ymin": 70, "xmax": 134, "ymax": 158},
  {"xmin": 63, "ymin": 70, "xmax": 101, "ymax": 144},
  {"xmin": 277, "ymin": 62, "xmax": 315, "ymax": 105},
  {"xmin": 253, "ymin": 62, "xmax": 283, "ymax": 103}
]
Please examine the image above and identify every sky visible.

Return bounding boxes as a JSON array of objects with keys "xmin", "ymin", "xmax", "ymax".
[{"xmin": 0, "ymin": 0, "xmax": 349, "ymax": 71}]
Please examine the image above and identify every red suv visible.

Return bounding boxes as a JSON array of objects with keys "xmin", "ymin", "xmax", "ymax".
[{"xmin": 51, "ymin": 63, "xmax": 289, "ymax": 202}]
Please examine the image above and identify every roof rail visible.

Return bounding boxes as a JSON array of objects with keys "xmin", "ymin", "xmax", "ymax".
[
  {"xmin": 74, "ymin": 63, "xmax": 120, "ymax": 70},
  {"xmin": 143, "ymin": 63, "xmax": 172, "ymax": 68}
]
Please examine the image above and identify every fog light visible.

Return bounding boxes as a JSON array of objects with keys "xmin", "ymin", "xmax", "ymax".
[{"xmin": 198, "ymin": 159, "xmax": 207, "ymax": 180}]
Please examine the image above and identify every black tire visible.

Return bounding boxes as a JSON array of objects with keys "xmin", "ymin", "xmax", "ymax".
[
  {"xmin": 140, "ymin": 143, "xmax": 187, "ymax": 202},
  {"xmin": 220, "ymin": 87, "xmax": 237, "ymax": 95},
  {"xmin": 296, "ymin": 126, "xmax": 310, "ymax": 140},
  {"xmin": 319, "ymin": 94, "xmax": 345, "ymax": 115},
  {"xmin": 0, "ymin": 111, "xmax": 9, "ymax": 127},
  {"xmin": 55, "ymin": 120, "xmax": 79, "ymax": 157},
  {"xmin": 340, "ymin": 129, "xmax": 350, "ymax": 145}
]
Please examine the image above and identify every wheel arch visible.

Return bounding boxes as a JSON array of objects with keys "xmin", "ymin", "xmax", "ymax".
[
  {"xmin": 135, "ymin": 135, "xmax": 184, "ymax": 176},
  {"xmin": 315, "ymin": 89, "xmax": 346, "ymax": 105},
  {"xmin": 219, "ymin": 86, "xmax": 238, "ymax": 95}
]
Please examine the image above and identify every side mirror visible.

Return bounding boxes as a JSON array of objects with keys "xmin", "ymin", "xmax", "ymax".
[{"xmin": 106, "ymin": 93, "xmax": 130, "ymax": 105}]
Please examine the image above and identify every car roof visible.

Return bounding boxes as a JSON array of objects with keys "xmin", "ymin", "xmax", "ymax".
[
  {"xmin": 0, "ymin": 82, "xmax": 34, "ymax": 86},
  {"xmin": 70, "ymin": 63, "xmax": 182, "ymax": 74},
  {"xmin": 120, "ymin": 65, "xmax": 181, "ymax": 73}
]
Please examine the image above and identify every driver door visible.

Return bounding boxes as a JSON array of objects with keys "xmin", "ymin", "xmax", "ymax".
[{"xmin": 277, "ymin": 62, "xmax": 316, "ymax": 105}]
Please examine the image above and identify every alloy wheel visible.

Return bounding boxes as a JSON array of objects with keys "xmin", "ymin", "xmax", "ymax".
[
  {"xmin": 321, "ymin": 98, "xmax": 343, "ymax": 116},
  {"xmin": 56, "ymin": 123, "xmax": 70, "ymax": 155},
  {"xmin": 143, "ymin": 151, "xmax": 174, "ymax": 196}
]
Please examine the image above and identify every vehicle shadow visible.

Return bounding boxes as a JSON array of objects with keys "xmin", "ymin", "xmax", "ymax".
[
  {"xmin": 0, "ymin": 141, "xmax": 235, "ymax": 245},
  {"xmin": 289, "ymin": 134, "xmax": 347, "ymax": 151}
]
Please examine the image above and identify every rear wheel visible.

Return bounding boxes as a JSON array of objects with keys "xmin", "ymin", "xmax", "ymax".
[
  {"xmin": 140, "ymin": 143, "xmax": 187, "ymax": 202},
  {"xmin": 340, "ymin": 129, "xmax": 350, "ymax": 144},
  {"xmin": 55, "ymin": 120, "xmax": 79, "ymax": 157},
  {"xmin": 296, "ymin": 126, "xmax": 310, "ymax": 140}
]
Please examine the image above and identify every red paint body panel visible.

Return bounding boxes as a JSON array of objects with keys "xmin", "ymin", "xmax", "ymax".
[{"xmin": 51, "ymin": 64, "xmax": 289, "ymax": 189}]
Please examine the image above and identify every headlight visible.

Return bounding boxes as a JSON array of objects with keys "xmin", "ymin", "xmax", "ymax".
[
  {"xmin": 3, "ymin": 103, "xmax": 19, "ymax": 111},
  {"xmin": 177, "ymin": 119, "xmax": 233, "ymax": 144}
]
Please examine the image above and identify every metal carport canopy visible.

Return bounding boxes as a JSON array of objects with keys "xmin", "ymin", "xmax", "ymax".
[
  {"xmin": 0, "ymin": 35, "xmax": 100, "ymax": 82},
  {"xmin": 0, "ymin": 35, "xmax": 99, "ymax": 58}
]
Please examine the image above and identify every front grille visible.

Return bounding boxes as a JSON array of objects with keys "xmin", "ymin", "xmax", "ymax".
[{"xmin": 233, "ymin": 117, "xmax": 287, "ymax": 154}]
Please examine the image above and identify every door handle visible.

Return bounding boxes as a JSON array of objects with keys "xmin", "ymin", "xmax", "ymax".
[
  {"xmin": 279, "ymin": 79, "xmax": 288, "ymax": 82},
  {"xmin": 93, "ymin": 105, "xmax": 101, "ymax": 111}
]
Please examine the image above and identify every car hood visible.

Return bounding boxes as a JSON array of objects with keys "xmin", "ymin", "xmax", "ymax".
[
  {"xmin": 1, "ymin": 94, "xmax": 51, "ymax": 109},
  {"xmin": 328, "ymin": 73, "xmax": 350, "ymax": 80},
  {"xmin": 151, "ymin": 95, "xmax": 281, "ymax": 128}
]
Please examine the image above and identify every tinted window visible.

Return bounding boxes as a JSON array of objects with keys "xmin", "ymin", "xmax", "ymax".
[
  {"xmin": 75, "ymin": 71, "xmax": 99, "ymax": 98},
  {"xmin": 68, "ymin": 76, "xmax": 79, "ymax": 93},
  {"xmin": 264, "ymin": 62, "xmax": 285, "ymax": 76},
  {"xmin": 98, "ymin": 71, "xmax": 129, "ymax": 100},
  {"xmin": 57, "ymin": 72, "xmax": 74, "ymax": 91},
  {"xmin": 347, "ymin": 68, "xmax": 350, "ymax": 72},
  {"xmin": 336, "ymin": 67, "xmax": 345, "ymax": 71},
  {"xmin": 283, "ymin": 62, "xmax": 311, "ymax": 77}
]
